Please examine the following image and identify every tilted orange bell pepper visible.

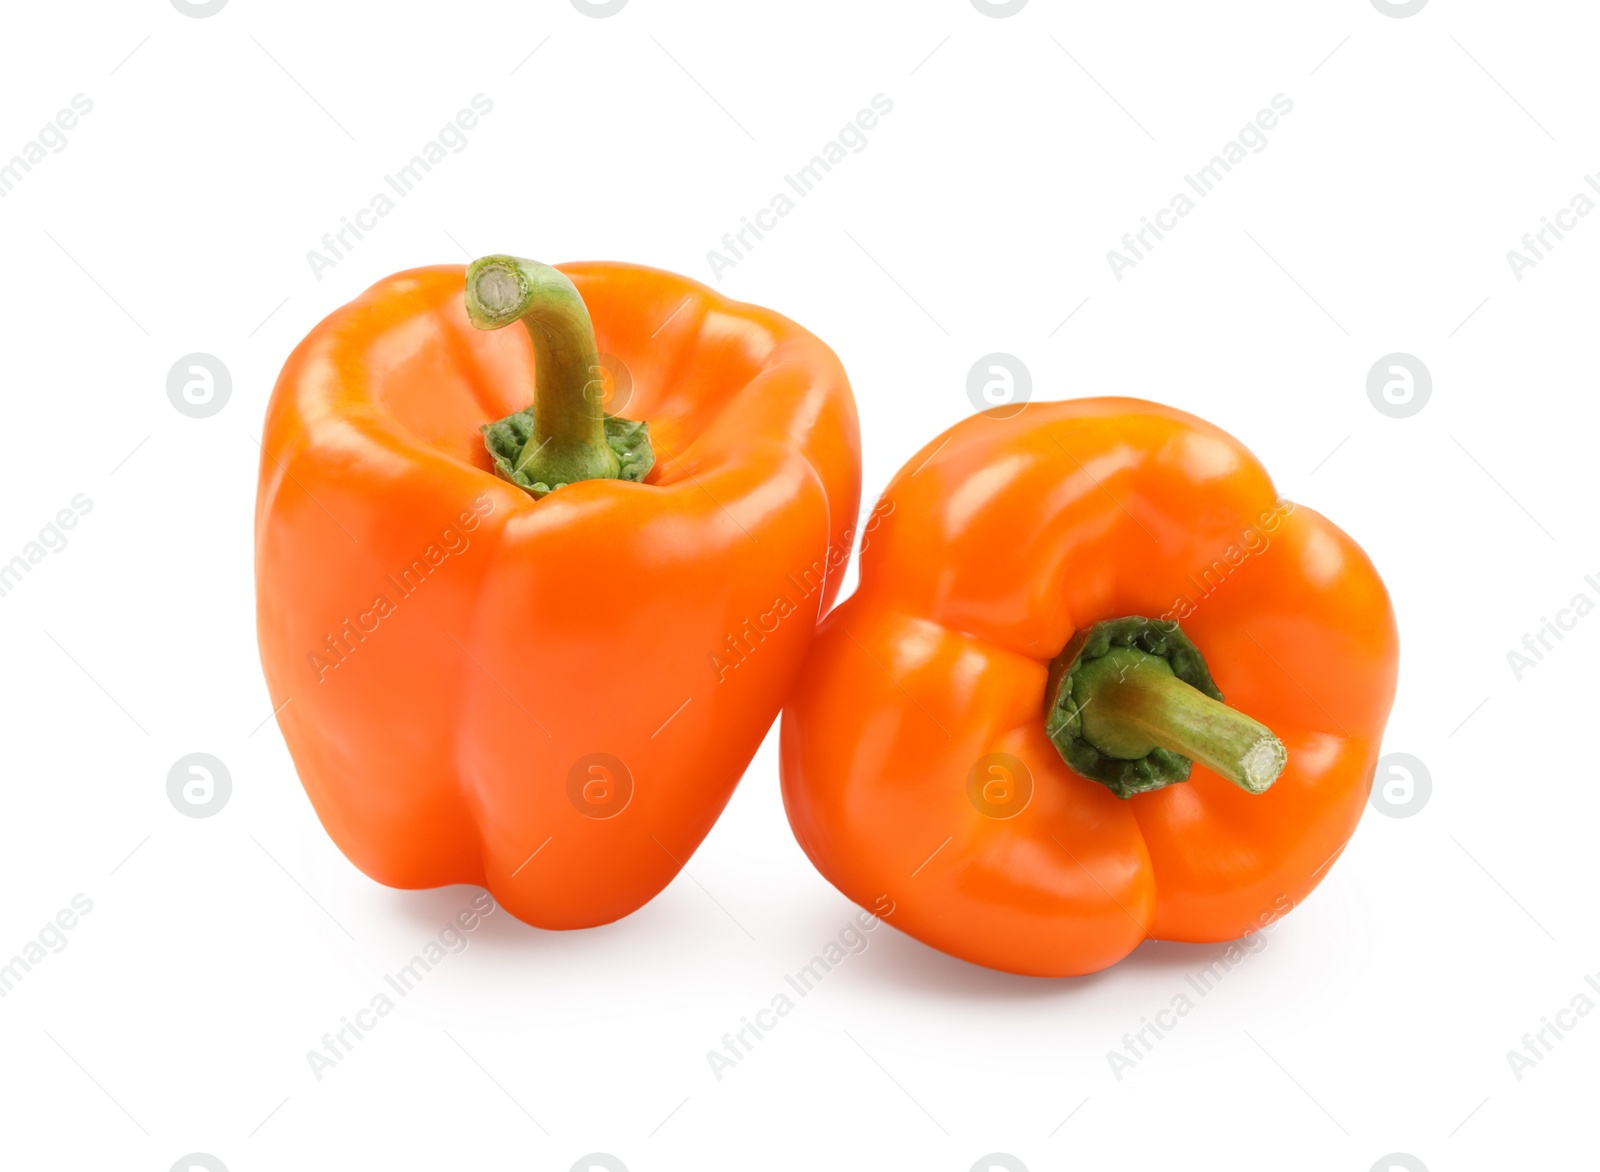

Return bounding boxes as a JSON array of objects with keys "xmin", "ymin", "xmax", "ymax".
[
  {"xmin": 780, "ymin": 399, "xmax": 1397, "ymax": 976},
  {"xmin": 256, "ymin": 256, "xmax": 859, "ymax": 928}
]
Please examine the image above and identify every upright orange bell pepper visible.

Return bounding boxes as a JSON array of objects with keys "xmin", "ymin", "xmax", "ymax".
[
  {"xmin": 256, "ymin": 256, "xmax": 859, "ymax": 928},
  {"xmin": 780, "ymin": 399, "xmax": 1397, "ymax": 976}
]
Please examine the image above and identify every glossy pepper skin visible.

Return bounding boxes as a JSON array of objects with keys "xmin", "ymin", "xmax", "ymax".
[
  {"xmin": 256, "ymin": 263, "xmax": 859, "ymax": 929},
  {"xmin": 780, "ymin": 399, "xmax": 1397, "ymax": 977}
]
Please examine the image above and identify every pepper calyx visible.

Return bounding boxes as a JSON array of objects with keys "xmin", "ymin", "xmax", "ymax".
[
  {"xmin": 482, "ymin": 409, "xmax": 653, "ymax": 499},
  {"xmin": 1044, "ymin": 616, "xmax": 1286, "ymax": 799}
]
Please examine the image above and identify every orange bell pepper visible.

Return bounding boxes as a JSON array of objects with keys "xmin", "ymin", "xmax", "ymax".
[
  {"xmin": 780, "ymin": 399, "xmax": 1397, "ymax": 976},
  {"xmin": 256, "ymin": 256, "xmax": 860, "ymax": 928}
]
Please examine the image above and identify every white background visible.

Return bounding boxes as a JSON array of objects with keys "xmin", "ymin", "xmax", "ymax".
[{"xmin": 0, "ymin": 1, "xmax": 1593, "ymax": 1169}]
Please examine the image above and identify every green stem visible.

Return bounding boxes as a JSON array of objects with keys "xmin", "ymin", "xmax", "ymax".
[
  {"xmin": 466, "ymin": 255, "xmax": 653, "ymax": 496},
  {"xmin": 1074, "ymin": 647, "xmax": 1285, "ymax": 794},
  {"xmin": 1044, "ymin": 617, "xmax": 1287, "ymax": 799}
]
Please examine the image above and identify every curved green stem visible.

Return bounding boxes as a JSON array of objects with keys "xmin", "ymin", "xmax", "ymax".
[
  {"xmin": 1074, "ymin": 647, "xmax": 1285, "ymax": 793},
  {"xmin": 1044, "ymin": 617, "xmax": 1287, "ymax": 799},
  {"xmin": 466, "ymin": 255, "xmax": 653, "ymax": 497}
]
